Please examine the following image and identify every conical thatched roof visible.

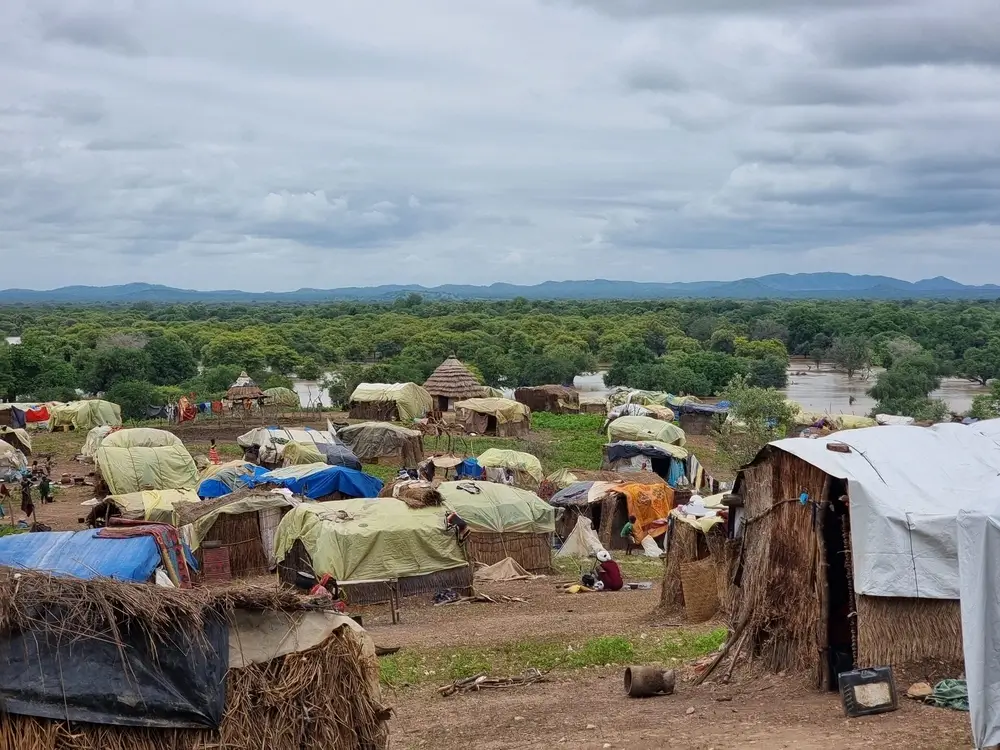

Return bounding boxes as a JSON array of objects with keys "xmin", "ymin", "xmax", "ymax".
[
  {"xmin": 227, "ymin": 371, "xmax": 265, "ymax": 400},
  {"xmin": 423, "ymin": 357, "xmax": 484, "ymax": 399}
]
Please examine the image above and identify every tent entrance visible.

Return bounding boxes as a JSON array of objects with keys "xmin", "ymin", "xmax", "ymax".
[{"xmin": 823, "ymin": 478, "xmax": 855, "ymax": 690}]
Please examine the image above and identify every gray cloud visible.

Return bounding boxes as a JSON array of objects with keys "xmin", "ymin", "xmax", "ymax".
[{"xmin": 0, "ymin": 0, "xmax": 999, "ymax": 289}]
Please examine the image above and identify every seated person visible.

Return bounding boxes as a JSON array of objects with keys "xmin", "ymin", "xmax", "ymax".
[{"xmin": 595, "ymin": 550, "xmax": 623, "ymax": 592}]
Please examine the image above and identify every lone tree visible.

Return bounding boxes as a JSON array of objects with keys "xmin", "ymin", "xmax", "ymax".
[
  {"xmin": 714, "ymin": 375, "xmax": 798, "ymax": 470},
  {"xmin": 829, "ymin": 335, "xmax": 871, "ymax": 379}
]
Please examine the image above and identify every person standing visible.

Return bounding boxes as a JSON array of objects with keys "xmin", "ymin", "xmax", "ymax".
[
  {"xmin": 208, "ymin": 439, "xmax": 221, "ymax": 465},
  {"xmin": 20, "ymin": 476, "xmax": 34, "ymax": 520},
  {"xmin": 39, "ymin": 474, "xmax": 52, "ymax": 504}
]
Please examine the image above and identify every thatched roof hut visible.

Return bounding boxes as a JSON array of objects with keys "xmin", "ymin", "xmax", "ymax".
[
  {"xmin": 227, "ymin": 371, "xmax": 265, "ymax": 401},
  {"xmin": 514, "ymin": 385, "xmax": 580, "ymax": 414},
  {"xmin": 726, "ymin": 420, "xmax": 1000, "ymax": 690},
  {"xmin": 0, "ymin": 571, "xmax": 388, "ymax": 749},
  {"xmin": 423, "ymin": 356, "xmax": 484, "ymax": 411}
]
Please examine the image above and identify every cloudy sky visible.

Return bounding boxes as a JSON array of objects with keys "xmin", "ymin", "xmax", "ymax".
[{"xmin": 2, "ymin": 0, "xmax": 999, "ymax": 290}]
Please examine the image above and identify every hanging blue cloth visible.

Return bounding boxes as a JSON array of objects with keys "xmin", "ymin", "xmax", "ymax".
[{"xmin": 667, "ymin": 458, "xmax": 686, "ymax": 488}]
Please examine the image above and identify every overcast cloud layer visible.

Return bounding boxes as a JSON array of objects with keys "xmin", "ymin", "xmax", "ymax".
[{"xmin": 2, "ymin": 0, "xmax": 999, "ymax": 290}]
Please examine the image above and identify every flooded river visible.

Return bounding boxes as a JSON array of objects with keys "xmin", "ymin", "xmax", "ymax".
[{"xmin": 295, "ymin": 363, "xmax": 987, "ymax": 415}]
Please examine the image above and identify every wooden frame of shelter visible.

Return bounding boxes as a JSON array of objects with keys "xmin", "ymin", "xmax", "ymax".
[
  {"xmin": 729, "ymin": 448, "xmax": 965, "ymax": 691},
  {"xmin": 513, "ymin": 385, "xmax": 580, "ymax": 414}
]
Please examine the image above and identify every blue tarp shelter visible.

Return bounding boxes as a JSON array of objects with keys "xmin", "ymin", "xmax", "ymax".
[
  {"xmin": 197, "ymin": 462, "xmax": 269, "ymax": 499},
  {"xmin": 254, "ymin": 463, "xmax": 383, "ymax": 500},
  {"xmin": 0, "ymin": 529, "xmax": 161, "ymax": 582}
]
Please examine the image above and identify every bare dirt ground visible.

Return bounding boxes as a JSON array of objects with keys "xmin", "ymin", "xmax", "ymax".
[{"xmin": 388, "ymin": 672, "xmax": 971, "ymax": 750}]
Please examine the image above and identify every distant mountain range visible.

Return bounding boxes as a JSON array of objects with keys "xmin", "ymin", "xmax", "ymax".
[{"xmin": 2, "ymin": 273, "xmax": 999, "ymax": 303}]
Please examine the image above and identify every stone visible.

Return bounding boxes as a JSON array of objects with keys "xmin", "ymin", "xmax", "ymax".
[
  {"xmin": 685, "ymin": 707, "xmax": 696, "ymax": 715},
  {"xmin": 907, "ymin": 682, "xmax": 934, "ymax": 699}
]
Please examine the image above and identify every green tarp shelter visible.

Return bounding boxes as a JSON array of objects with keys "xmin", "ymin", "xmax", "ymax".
[
  {"xmin": 608, "ymin": 416, "xmax": 686, "ymax": 447},
  {"xmin": 274, "ymin": 499, "xmax": 468, "ymax": 581},
  {"xmin": 95, "ymin": 442, "xmax": 199, "ymax": 495},
  {"xmin": 263, "ymin": 387, "xmax": 301, "ymax": 408},
  {"xmin": 437, "ymin": 481, "xmax": 555, "ymax": 534},
  {"xmin": 49, "ymin": 400, "xmax": 122, "ymax": 431},
  {"xmin": 349, "ymin": 383, "xmax": 432, "ymax": 422}
]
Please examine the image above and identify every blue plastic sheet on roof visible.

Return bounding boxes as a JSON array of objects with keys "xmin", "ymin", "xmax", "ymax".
[
  {"xmin": 0, "ymin": 529, "xmax": 161, "ymax": 582},
  {"xmin": 197, "ymin": 463, "xmax": 269, "ymax": 499},
  {"xmin": 255, "ymin": 465, "xmax": 383, "ymax": 500}
]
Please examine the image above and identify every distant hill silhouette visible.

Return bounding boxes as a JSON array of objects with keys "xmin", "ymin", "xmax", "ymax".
[{"xmin": 2, "ymin": 273, "xmax": 999, "ymax": 303}]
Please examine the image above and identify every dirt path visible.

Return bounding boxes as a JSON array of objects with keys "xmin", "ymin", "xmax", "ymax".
[{"xmin": 389, "ymin": 672, "xmax": 971, "ymax": 749}]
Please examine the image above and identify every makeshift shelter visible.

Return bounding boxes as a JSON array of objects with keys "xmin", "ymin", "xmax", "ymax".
[
  {"xmin": 514, "ymin": 385, "xmax": 580, "ymax": 414},
  {"xmin": 337, "ymin": 422, "xmax": 424, "ymax": 466},
  {"xmin": 438, "ymin": 481, "xmax": 555, "ymax": 573},
  {"xmin": 477, "ymin": 448, "xmax": 544, "ymax": 489},
  {"xmin": 276, "ymin": 498, "xmax": 473, "ymax": 601},
  {"xmin": 677, "ymin": 402, "xmax": 729, "ymax": 436},
  {"xmin": 0, "ymin": 426, "xmax": 30, "ymax": 455},
  {"xmin": 262, "ymin": 386, "xmax": 301, "ymax": 408},
  {"xmin": 176, "ymin": 490, "xmax": 294, "ymax": 577},
  {"xmin": 540, "ymin": 467, "xmax": 666, "ymax": 500},
  {"xmin": 728, "ymin": 423, "xmax": 1000, "ymax": 690},
  {"xmin": 454, "ymin": 397, "xmax": 531, "ymax": 438},
  {"xmin": 94, "ymin": 436, "xmax": 199, "ymax": 496},
  {"xmin": 659, "ymin": 494, "xmax": 735, "ymax": 623},
  {"xmin": 607, "ymin": 389, "xmax": 669, "ymax": 409},
  {"xmin": 602, "ymin": 441, "xmax": 689, "ymax": 486},
  {"xmin": 255, "ymin": 463, "xmax": 382, "ymax": 501},
  {"xmin": 198, "ymin": 461, "xmax": 269, "ymax": 499},
  {"xmin": 0, "ymin": 571, "xmax": 388, "ymax": 750},
  {"xmin": 0, "ymin": 438, "xmax": 27, "ymax": 481},
  {"xmin": 226, "ymin": 371, "xmax": 265, "ymax": 401},
  {"xmin": 80, "ymin": 425, "xmax": 116, "ymax": 459},
  {"xmin": 102, "ymin": 427, "xmax": 183, "ymax": 449},
  {"xmin": 0, "ymin": 529, "xmax": 174, "ymax": 583},
  {"xmin": 48, "ymin": 400, "xmax": 122, "ymax": 431},
  {"xmin": 237, "ymin": 426, "xmax": 354, "ymax": 468},
  {"xmin": 423, "ymin": 356, "xmax": 485, "ymax": 411},
  {"xmin": 608, "ymin": 415, "xmax": 685, "ymax": 446},
  {"xmin": 101, "ymin": 488, "xmax": 201, "ymax": 526},
  {"xmin": 0, "ymin": 403, "xmax": 26, "ymax": 429},
  {"xmin": 579, "ymin": 394, "xmax": 608, "ymax": 414},
  {"xmin": 23, "ymin": 403, "xmax": 50, "ymax": 424},
  {"xmin": 348, "ymin": 382, "xmax": 432, "ymax": 422}
]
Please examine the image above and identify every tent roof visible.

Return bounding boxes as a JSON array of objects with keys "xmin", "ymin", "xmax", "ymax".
[
  {"xmin": 349, "ymin": 383, "xmax": 432, "ymax": 421},
  {"xmin": 95, "ymin": 443, "xmax": 199, "ymax": 495},
  {"xmin": 255, "ymin": 462, "xmax": 383, "ymax": 499},
  {"xmin": 0, "ymin": 529, "xmax": 162, "ymax": 582},
  {"xmin": 337, "ymin": 421, "xmax": 421, "ymax": 439},
  {"xmin": 49, "ymin": 400, "xmax": 122, "ymax": 431},
  {"xmin": 608, "ymin": 416, "xmax": 686, "ymax": 447},
  {"xmin": 423, "ymin": 357, "xmax": 484, "ymax": 399},
  {"xmin": 100, "ymin": 427, "xmax": 182, "ymax": 450},
  {"xmin": 262, "ymin": 387, "xmax": 300, "ymax": 407},
  {"xmin": 454, "ymin": 398, "xmax": 530, "ymax": 423},
  {"xmin": 748, "ymin": 422, "xmax": 1000, "ymax": 600},
  {"xmin": 437, "ymin": 481, "xmax": 554, "ymax": 534},
  {"xmin": 477, "ymin": 449, "xmax": 544, "ymax": 482}
]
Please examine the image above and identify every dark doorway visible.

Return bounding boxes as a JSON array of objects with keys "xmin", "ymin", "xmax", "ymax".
[{"xmin": 825, "ymin": 478, "xmax": 854, "ymax": 690}]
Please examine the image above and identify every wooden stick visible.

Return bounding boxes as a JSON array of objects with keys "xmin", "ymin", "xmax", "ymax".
[{"xmin": 694, "ymin": 610, "xmax": 751, "ymax": 686}]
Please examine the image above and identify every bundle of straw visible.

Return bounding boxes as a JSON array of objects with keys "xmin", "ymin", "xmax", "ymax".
[{"xmin": 378, "ymin": 479, "xmax": 443, "ymax": 509}]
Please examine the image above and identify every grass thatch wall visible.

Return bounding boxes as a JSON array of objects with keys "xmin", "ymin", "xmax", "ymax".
[
  {"xmin": 348, "ymin": 402, "xmax": 400, "ymax": 421},
  {"xmin": 0, "ymin": 572, "xmax": 388, "ymax": 750},
  {"xmin": 464, "ymin": 531, "xmax": 552, "ymax": 573},
  {"xmin": 660, "ymin": 522, "xmax": 736, "ymax": 620},
  {"xmin": 856, "ymin": 595, "xmax": 964, "ymax": 673},
  {"xmin": 731, "ymin": 454, "xmax": 830, "ymax": 677}
]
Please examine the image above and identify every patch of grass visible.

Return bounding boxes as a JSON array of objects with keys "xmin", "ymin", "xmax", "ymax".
[
  {"xmin": 531, "ymin": 413, "xmax": 606, "ymax": 472},
  {"xmin": 552, "ymin": 554, "xmax": 663, "ymax": 582},
  {"xmin": 378, "ymin": 628, "xmax": 726, "ymax": 688}
]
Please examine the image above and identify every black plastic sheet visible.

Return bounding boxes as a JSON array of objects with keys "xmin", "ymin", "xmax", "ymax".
[{"xmin": 0, "ymin": 614, "xmax": 228, "ymax": 729}]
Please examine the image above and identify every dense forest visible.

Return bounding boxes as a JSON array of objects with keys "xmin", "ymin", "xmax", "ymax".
[{"xmin": 3, "ymin": 296, "xmax": 1000, "ymax": 421}]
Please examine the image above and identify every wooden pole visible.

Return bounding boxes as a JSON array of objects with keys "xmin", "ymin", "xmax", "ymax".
[{"xmin": 815, "ymin": 498, "xmax": 831, "ymax": 691}]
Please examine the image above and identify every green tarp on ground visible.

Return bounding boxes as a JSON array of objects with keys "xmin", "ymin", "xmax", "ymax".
[
  {"xmin": 95, "ymin": 444, "xmax": 199, "ymax": 495},
  {"xmin": 274, "ymin": 499, "xmax": 468, "ymax": 581},
  {"xmin": 608, "ymin": 415, "xmax": 686, "ymax": 447},
  {"xmin": 49, "ymin": 400, "xmax": 122, "ymax": 431},
  {"xmin": 437, "ymin": 481, "xmax": 555, "ymax": 534},
  {"xmin": 349, "ymin": 383, "xmax": 432, "ymax": 422}
]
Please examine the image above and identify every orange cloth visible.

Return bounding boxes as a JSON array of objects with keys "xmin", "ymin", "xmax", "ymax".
[{"xmin": 618, "ymin": 483, "xmax": 675, "ymax": 542}]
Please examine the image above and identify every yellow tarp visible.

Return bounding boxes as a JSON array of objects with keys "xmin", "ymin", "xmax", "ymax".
[
  {"xmin": 797, "ymin": 412, "xmax": 877, "ymax": 430},
  {"xmin": 453, "ymin": 398, "xmax": 529, "ymax": 424},
  {"xmin": 282, "ymin": 441, "xmax": 325, "ymax": 466},
  {"xmin": 437, "ymin": 481, "xmax": 555, "ymax": 534},
  {"xmin": 617, "ymin": 483, "xmax": 674, "ymax": 542},
  {"xmin": 607, "ymin": 390, "xmax": 669, "ymax": 408},
  {"xmin": 49, "ymin": 400, "xmax": 122, "ymax": 431},
  {"xmin": 95, "ymin": 444, "xmax": 199, "ymax": 495},
  {"xmin": 0, "ymin": 427, "xmax": 30, "ymax": 454},
  {"xmin": 609, "ymin": 416, "xmax": 686, "ymax": 446},
  {"xmin": 182, "ymin": 493, "xmax": 292, "ymax": 551},
  {"xmin": 671, "ymin": 492, "xmax": 727, "ymax": 532},
  {"xmin": 274, "ymin": 499, "xmax": 469, "ymax": 581},
  {"xmin": 108, "ymin": 488, "xmax": 201, "ymax": 525},
  {"xmin": 476, "ymin": 449, "xmax": 544, "ymax": 483},
  {"xmin": 349, "ymin": 383, "xmax": 432, "ymax": 422},
  {"xmin": 263, "ymin": 387, "xmax": 300, "ymax": 408}
]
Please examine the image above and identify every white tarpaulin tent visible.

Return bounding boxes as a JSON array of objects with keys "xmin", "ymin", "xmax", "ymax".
[
  {"xmin": 958, "ymin": 509, "xmax": 1000, "ymax": 749},
  {"xmin": 763, "ymin": 422, "xmax": 1000, "ymax": 599}
]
